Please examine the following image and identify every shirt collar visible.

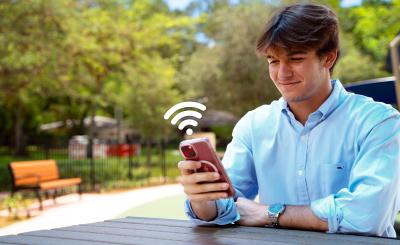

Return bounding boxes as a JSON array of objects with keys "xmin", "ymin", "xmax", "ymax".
[
  {"xmin": 316, "ymin": 79, "xmax": 345, "ymax": 119},
  {"xmin": 280, "ymin": 79, "xmax": 346, "ymax": 119}
]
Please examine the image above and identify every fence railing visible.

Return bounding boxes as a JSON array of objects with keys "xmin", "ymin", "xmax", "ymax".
[{"xmin": 0, "ymin": 142, "xmax": 182, "ymax": 192}]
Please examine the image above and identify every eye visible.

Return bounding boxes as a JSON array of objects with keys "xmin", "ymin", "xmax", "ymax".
[
  {"xmin": 268, "ymin": 60, "xmax": 279, "ymax": 64},
  {"xmin": 290, "ymin": 57, "xmax": 304, "ymax": 62}
]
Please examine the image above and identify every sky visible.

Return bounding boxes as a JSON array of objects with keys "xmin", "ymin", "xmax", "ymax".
[
  {"xmin": 165, "ymin": 0, "xmax": 363, "ymax": 10},
  {"xmin": 165, "ymin": 0, "xmax": 192, "ymax": 10},
  {"xmin": 341, "ymin": 0, "xmax": 362, "ymax": 7}
]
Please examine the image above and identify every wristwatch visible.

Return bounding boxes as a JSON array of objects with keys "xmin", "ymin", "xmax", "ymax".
[{"xmin": 267, "ymin": 203, "xmax": 286, "ymax": 227}]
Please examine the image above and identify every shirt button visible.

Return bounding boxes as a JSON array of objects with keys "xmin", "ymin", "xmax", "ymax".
[{"xmin": 298, "ymin": 170, "xmax": 303, "ymax": 176}]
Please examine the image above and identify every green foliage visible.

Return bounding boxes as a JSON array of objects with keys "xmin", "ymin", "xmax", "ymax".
[
  {"xmin": 344, "ymin": 0, "xmax": 400, "ymax": 61},
  {"xmin": 0, "ymin": 147, "xmax": 183, "ymax": 191},
  {"xmin": 0, "ymin": 0, "xmax": 398, "ymax": 157},
  {"xmin": 178, "ymin": 3, "xmax": 281, "ymax": 117},
  {"xmin": 333, "ymin": 33, "xmax": 390, "ymax": 83},
  {"xmin": 0, "ymin": 0, "xmax": 72, "ymax": 154},
  {"xmin": 2, "ymin": 193, "xmax": 31, "ymax": 219},
  {"xmin": 179, "ymin": 0, "xmax": 399, "ymax": 115},
  {"xmin": 210, "ymin": 125, "xmax": 234, "ymax": 142},
  {"xmin": 0, "ymin": 0, "xmax": 199, "ymax": 154}
]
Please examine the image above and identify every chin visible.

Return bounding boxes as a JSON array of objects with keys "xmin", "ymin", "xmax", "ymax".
[{"xmin": 283, "ymin": 94, "xmax": 308, "ymax": 103}]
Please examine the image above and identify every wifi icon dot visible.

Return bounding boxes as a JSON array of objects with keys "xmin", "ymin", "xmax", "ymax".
[{"xmin": 163, "ymin": 101, "xmax": 206, "ymax": 135}]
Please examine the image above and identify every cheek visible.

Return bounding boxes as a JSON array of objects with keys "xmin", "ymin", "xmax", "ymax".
[
  {"xmin": 293, "ymin": 65, "xmax": 312, "ymax": 81},
  {"xmin": 268, "ymin": 66, "xmax": 277, "ymax": 80}
]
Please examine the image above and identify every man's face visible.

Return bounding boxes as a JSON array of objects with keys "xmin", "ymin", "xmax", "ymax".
[{"xmin": 266, "ymin": 48, "xmax": 331, "ymax": 104}]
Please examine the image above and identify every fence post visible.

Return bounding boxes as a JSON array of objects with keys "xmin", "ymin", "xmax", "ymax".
[
  {"xmin": 88, "ymin": 107, "xmax": 96, "ymax": 192},
  {"xmin": 160, "ymin": 139, "xmax": 166, "ymax": 183},
  {"xmin": 44, "ymin": 144, "xmax": 49, "ymax": 160},
  {"xmin": 128, "ymin": 139, "xmax": 133, "ymax": 180}
]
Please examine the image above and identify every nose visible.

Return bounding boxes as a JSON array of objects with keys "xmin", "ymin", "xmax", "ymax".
[{"xmin": 277, "ymin": 63, "xmax": 293, "ymax": 81}]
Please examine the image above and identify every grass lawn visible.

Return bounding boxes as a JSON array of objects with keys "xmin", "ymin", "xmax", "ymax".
[{"xmin": 115, "ymin": 194, "xmax": 188, "ymax": 220}]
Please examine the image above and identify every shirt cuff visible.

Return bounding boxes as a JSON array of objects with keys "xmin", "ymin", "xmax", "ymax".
[
  {"xmin": 184, "ymin": 197, "xmax": 240, "ymax": 225},
  {"xmin": 310, "ymin": 194, "xmax": 343, "ymax": 233}
]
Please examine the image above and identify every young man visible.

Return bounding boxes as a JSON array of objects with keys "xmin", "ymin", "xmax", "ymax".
[{"xmin": 178, "ymin": 3, "xmax": 400, "ymax": 237}]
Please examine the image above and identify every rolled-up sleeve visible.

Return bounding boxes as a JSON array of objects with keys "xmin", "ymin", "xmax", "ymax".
[
  {"xmin": 184, "ymin": 198, "xmax": 240, "ymax": 225},
  {"xmin": 311, "ymin": 113, "xmax": 400, "ymax": 237}
]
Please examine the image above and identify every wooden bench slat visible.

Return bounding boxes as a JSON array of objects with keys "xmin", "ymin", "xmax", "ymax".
[
  {"xmin": 8, "ymin": 159, "xmax": 82, "ymax": 210},
  {"xmin": 11, "ymin": 160, "xmax": 59, "ymax": 186},
  {"xmin": 40, "ymin": 178, "xmax": 81, "ymax": 190}
]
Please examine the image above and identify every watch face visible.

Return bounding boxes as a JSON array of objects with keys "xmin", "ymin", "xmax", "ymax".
[{"xmin": 269, "ymin": 203, "xmax": 285, "ymax": 214}]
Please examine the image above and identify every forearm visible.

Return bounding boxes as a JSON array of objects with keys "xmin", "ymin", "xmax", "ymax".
[
  {"xmin": 236, "ymin": 198, "xmax": 327, "ymax": 231},
  {"xmin": 190, "ymin": 200, "xmax": 218, "ymax": 221},
  {"xmin": 279, "ymin": 205, "xmax": 328, "ymax": 231}
]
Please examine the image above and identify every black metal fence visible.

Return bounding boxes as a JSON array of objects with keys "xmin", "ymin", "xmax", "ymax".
[{"xmin": 0, "ymin": 140, "xmax": 180, "ymax": 192}]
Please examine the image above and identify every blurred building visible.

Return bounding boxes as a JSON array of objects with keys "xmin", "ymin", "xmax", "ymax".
[{"xmin": 39, "ymin": 115, "xmax": 139, "ymax": 142}]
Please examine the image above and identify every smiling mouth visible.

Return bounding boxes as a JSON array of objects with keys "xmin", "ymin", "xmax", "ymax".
[{"xmin": 279, "ymin": 81, "xmax": 301, "ymax": 86}]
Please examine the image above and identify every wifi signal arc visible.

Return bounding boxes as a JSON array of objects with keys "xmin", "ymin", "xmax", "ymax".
[
  {"xmin": 163, "ymin": 101, "xmax": 206, "ymax": 136},
  {"xmin": 171, "ymin": 111, "xmax": 202, "ymax": 125},
  {"xmin": 178, "ymin": 119, "xmax": 198, "ymax": 130},
  {"xmin": 163, "ymin": 102, "xmax": 206, "ymax": 120}
]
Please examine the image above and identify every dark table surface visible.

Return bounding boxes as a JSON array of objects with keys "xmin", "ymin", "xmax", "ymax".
[{"xmin": 0, "ymin": 217, "xmax": 398, "ymax": 245}]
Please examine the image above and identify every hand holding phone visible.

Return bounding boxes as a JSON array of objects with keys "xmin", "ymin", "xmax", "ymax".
[{"xmin": 179, "ymin": 137, "xmax": 235, "ymax": 198}]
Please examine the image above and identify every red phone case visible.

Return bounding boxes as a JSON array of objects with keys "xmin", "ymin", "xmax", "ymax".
[{"xmin": 179, "ymin": 138, "xmax": 235, "ymax": 198}]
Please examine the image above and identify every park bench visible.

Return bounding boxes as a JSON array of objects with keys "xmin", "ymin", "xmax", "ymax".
[{"xmin": 8, "ymin": 159, "xmax": 82, "ymax": 210}]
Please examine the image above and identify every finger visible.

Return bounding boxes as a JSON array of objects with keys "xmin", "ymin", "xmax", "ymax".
[
  {"xmin": 184, "ymin": 182, "xmax": 229, "ymax": 195},
  {"xmin": 177, "ymin": 161, "xmax": 201, "ymax": 175},
  {"xmin": 180, "ymin": 172, "xmax": 220, "ymax": 185},
  {"xmin": 188, "ymin": 192, "xmax": 228, "ymax": 202}
]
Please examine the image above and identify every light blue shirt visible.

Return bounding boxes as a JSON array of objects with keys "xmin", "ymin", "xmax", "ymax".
[{"xmin": 185, "ymin": 80, "xmax": 400, "ymax": 238}]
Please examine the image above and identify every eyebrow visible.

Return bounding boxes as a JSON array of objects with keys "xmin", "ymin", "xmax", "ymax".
[
  {"xmin": 287, "ymin": 51, "xmax": 307, "ymax": 56},
  {"xmin": 265, "ymin": 50, "xmax": 307, "ymax": 59}
]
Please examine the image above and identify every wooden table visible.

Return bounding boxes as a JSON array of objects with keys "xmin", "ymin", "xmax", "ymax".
[{"xmin": 0, "ymin": 217, "xmax": 398, "ymax": 245}]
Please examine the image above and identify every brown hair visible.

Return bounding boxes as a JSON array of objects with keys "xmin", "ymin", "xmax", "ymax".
[{"xmin": 256, "ymin": 3, "xmax": 340, "ymax": 73}]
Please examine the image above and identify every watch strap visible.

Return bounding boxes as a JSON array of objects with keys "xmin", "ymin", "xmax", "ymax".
[{"xmin": 267, "ymin": 203, "xmax": 285, "ymax": 228}]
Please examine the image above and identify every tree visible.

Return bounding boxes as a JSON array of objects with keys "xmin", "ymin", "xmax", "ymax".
[
  {"xmin": 0, "ymin": 0, "xmax": 70, "ymax": 155},
  {"xmin": 333, "ymin": 33, "xmax": 388, "ymax": 83},
  {"xmin": 343, "ymin": 0, "xmax": 400, "ymax": 62},
  {"xmin": 0, "ymin": 0, "xmax": 198, "ymax": 158},
  {"xmin": 178, "ymin": 2, "xmax": 281, "ymax": 117},
  {"xmin": 118, "ymin": 0, "xmax": 198, "ymax": 165}
]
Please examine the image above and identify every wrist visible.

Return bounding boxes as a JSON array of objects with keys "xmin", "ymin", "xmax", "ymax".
[
  {"xmin": 190, "ymin": 200, "xmax": 217, "ymax": 221},
  {"xmin": 254, "ymin": 204, "xmax": 271, "ymax": 226},
  {"xmin": 267, "ymin": 203, "xmax": 286, "ymax": 227},
  {"xmin": 265, "ymin": 205, "xmax": 273, "ymax": 226}
]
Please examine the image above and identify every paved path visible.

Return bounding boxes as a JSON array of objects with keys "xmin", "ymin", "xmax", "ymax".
[{"xmin": 0, "ymin": 184, "xmax": 184, "ymax": 236}]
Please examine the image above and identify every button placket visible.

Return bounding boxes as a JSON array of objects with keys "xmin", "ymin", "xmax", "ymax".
[{"xmin": 296, "ymin": 132, "xmax": 310, "ymax": 204}]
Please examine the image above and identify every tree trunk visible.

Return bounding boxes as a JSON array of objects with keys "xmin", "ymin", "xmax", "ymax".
[
  {"xmin": 13, "ymin": 104, "xmax": 27, "ymax": 156},
  {"xmin": 145, "ymin": 138, "xmax": 152, "ymax": 168}
]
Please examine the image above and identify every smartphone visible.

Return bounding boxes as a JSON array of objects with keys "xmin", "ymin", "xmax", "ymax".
[{"xmin": 179, "ymin": 137, "xmax": 235, "ymax": 198}]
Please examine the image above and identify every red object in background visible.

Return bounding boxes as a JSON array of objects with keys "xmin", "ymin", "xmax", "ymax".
[{"xmin": 107, "ymin": 144, "xmax": 140, "ymax": 157}]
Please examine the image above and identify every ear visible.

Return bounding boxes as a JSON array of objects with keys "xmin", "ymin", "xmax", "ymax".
[{"xmin": 323, "ymin": 49, "xmax": 338, "ymax": 69}]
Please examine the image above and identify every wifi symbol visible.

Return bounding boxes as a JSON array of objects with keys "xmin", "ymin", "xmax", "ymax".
[{"xmin": 163, "ymin": 101, "xmax": 206, "ymax": 135}]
